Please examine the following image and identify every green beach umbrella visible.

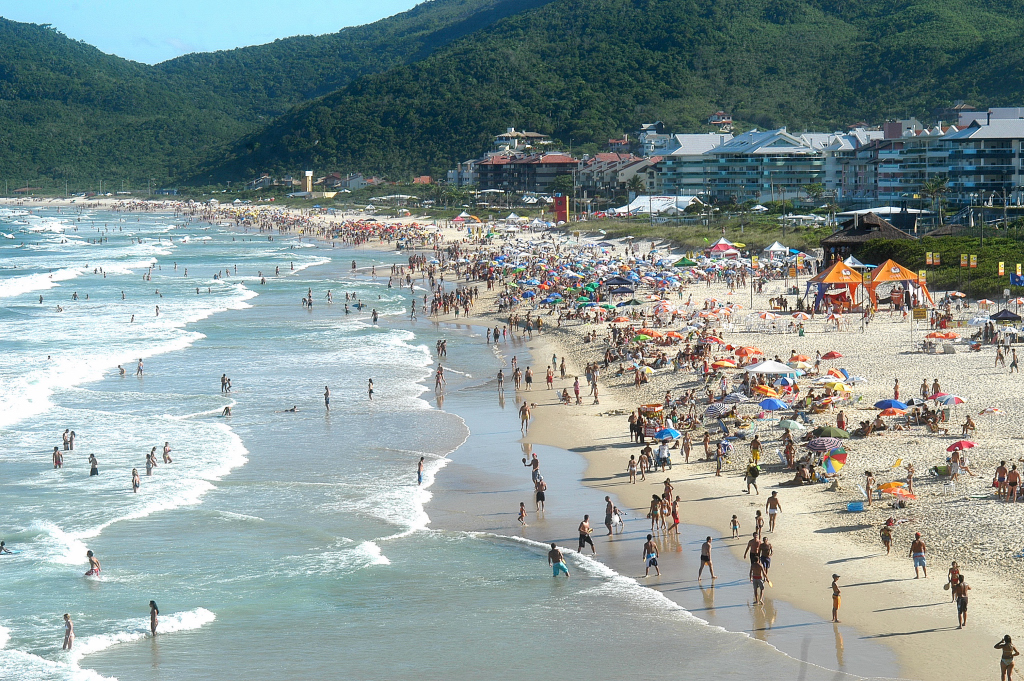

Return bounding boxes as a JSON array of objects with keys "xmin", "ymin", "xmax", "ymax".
[
  {"xmin": 576, "ymin": 296, "xmax": 591, "ymax": 302},
  {"xmin": 632, "ymin": 334, "xmax": 651, "ymax": 342},
  {"xmin": 674, "ymin": 257, "xmax": 698, "ymax": 267},
  {"xmin": 599, "ymin": 303, "xmax": 616, "ymax": 309},
  {"xmin": 812, "ymin": 426, "xmax": 850, "ymax": 439}
]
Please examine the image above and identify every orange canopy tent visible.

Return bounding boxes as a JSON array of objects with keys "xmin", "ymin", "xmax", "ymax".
[
  {"xmin": 805, "ymin": 261, "xmax": 862, "ymax": 312},
  {"xmin": 865, "ymin": 259, "xmax": 934, "ymax": 310}
]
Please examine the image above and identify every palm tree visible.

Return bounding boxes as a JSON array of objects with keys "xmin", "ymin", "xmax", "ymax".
[
  {"xmin": 920, "ymin": 176, "xmax": 949, "ymax": 226},
  {"xmin": 626, "ymin": 175, "xmax": 645, "ymax": 197}
]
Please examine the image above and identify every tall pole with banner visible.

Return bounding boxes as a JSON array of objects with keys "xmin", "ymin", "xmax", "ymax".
[{"xmin": 862, "ymin": 269, "xmax": 872, "ymax": 333}]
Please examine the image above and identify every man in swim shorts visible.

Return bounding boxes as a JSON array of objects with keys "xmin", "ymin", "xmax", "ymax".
[
  {"xmin": 953, "ymin": 575, "xmax": 971, "ymax": 628},
  {"xmin": 766, "ymin": 491, "xmax": 782, "ymax": 532},
  {"xmin": 85, "ymin": 550, "xmax": 101, "ymax": 576},
  {"xmin": 698, "ymin": 536, "xmax": 716, "ymax": 580},
  {"xmin": 750, "ymin": 559, "xmax": 766, "ymax": 604},
  {"xmin": 578, "ymin": 516, "xmax": 596, "ymax": 555},
  {"xmin": 643, "ymin": 534, "xmax": 660, "ymax": 577},
  {"xmin": 909, "ymin": 532, "xmax": 927, "ymax": 578},
  {"xmin": 548, "ymin": 543, "xmax": 569, "ymax": 577}
]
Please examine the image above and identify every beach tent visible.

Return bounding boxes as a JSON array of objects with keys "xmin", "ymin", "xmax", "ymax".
[
  {"xmin": 745, "ymin": 360, "xmax": 798, "ymax": 375},
  {"xmin": 865, "ymin": 259, "xmax": 935, "ymax": 309},
  {"xmin": 804, "ymin": 261, "xmax": 862, "ymax": 312},
  {"xmin": 990, "ymin": 309, "xmax": 1022, "ymax": 322},
  {"xmin": 763, "ymin": 241, "xmax": 789, "ymax": 261},
  {"xmin": 708, "ymin": 237, "xmax": 740, "ymax": 260},
  {"xmin": 843, "ymin": 255, "xmax": 873, "ymax": 269}
]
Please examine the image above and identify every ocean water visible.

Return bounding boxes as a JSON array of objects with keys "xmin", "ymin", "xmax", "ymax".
[{"xmin": 0, "ymin": 207, "xmax": 893, "ymax": 680}]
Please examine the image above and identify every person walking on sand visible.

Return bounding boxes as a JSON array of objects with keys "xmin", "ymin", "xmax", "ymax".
[
  {"xmin": 534, "ymin": 476, "xmax": 546, "ymax": 511},
  {"xmin": 518, "ymin": 502, "xmax": 528, "ymax": 527},
  {"xmin": 749, "ymin": 435, "xmax": 761, "ymax": 465},
  {"xmin": 62, "ymin": 614, "xmax": 74, "ymax": 650},
  {"xmin": 698, "ymin": 536, "xmax": 716, "ymax": 580},
  {"xmin": 731, "ymin": 515, "xmax": 740, "ymax": 538},
  {"xmin": 519, "ymin": 401, "xmax": 532, "ymax": 434},
  {"xmin": 150, "ymin": 601, "xmax": 159, "ymax": 635},
  {"xmin": 750, "ymin": 558, "xmax": 767, "ymax": 605},
  {"xmin": 578, "ymin": 515, "xmax": 596, "ymax": 555},
  {"xmin": 1011, "ymin": 349, "xmax": 1019, "ymax": 374},
  {"xmin": 953, "ymin": 574, "xmax": 971, "ymax": 628},
  {"xmin": 865, "ymin": 471, "xmax": 876, "ymax": 506},
  {"xmin": 831, "ymin": 574, "xmax": 841, "ymax": 622},
  {"xmin": 604, "ymin": 497, "xmax": 615, "ymax": 536},
  {"xmin": 548, "ymin": 543, "xmax": 570, "ymax": 577},
  {"xmin": 995, "ymin": 635, "xmax": 1019, "ymax": 681},
  {"xmin": 910, "ymin": 532, "xmax": 927, "ymax": 578},
  {"xmin": 893, "ymin": 377, "xmax": 900, "ymax": 401},
  {"xmin": 765, "ymin": 491, "xmax": 782, "ymax": 532},
  {"xmin": 643, "ymin": 534, "xmax": 660, "ymax": 577}
]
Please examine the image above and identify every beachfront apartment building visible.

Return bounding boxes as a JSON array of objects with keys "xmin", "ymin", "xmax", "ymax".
[
  {"xmin": 475, "ymin": 152, "xmax": 581, "ymax": 193},
  {"xmin": 577, "ymin": 153, "xmax": 653, "ymax": 196},
  {"xmin": 653, "ymin": 133, "xmax": 734, "ymax": 196},
  {"xmin": 704, "ymin": 128, "xmax": 827, "ymax": 202}
]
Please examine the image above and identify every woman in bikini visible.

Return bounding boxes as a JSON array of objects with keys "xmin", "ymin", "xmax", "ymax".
[{"xmin": 996, "ymin": 635, "xmax": 1019, "ymax": 681}]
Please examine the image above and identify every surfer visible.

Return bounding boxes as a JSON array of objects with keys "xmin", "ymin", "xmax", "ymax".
[{"xmin": 0, "ymin": 541, "xmax": 12, "ymax": 554}]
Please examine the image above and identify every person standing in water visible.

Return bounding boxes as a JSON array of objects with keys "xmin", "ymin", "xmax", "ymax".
[
  {"xmin": 85, "ymin": 550, "xmax": 101, "ymax": 576},
  {"xmin": 53, "ymin": 447, "xmax": 63, "ymax": 469},
  {"xmin": 698, "ymin": 536, "xmax": 716, "ymax": 580},
  {"xmin": 62, "ymin": 614, "xmax": 74, "ymax": 650},
  {"xmin": 831, "ymin": 574, "xmax": 841, "ymax": 622},
  {"xmin": 149, "ymin": 601, "xmax": 159, "ymax": 635},
  {"xmin": 368, "ymin": 378, "xmax": 374, "ymax": 400},
  {"xmin": 132, "ymin": 468, "xmax": 140, "ymax": 493},
  {"xmin": 136, "ymin": 358, "xmax": 144, "ymax": 376},
  {"xmin": 324, "ymin": 386, "xmax": 331, "ymax": 411},
  {"xmin": 88, "ymin": 453, "xmax": 99, "ymax": 476},
  {"xmin": 548, "ymin": 543, "xmax": 570, "ymax": 577},
  {"xmin": 417, "ymin": 457, "xmax": 424, "ymax": 485}
]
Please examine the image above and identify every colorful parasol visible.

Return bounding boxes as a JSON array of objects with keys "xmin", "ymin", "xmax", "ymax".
[{"xmin": 822, "ymin": 450, "xmax": 847, "ymax": 474}]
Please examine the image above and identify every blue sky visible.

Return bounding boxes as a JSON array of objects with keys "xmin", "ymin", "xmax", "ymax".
[{"xmin": 0, "ymin": 0, "xmax": 423, "ymax": 64}]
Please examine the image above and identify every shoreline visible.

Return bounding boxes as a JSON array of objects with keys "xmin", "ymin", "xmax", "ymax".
[{"xmin": 12, "ymin": 197, "xmax": 1015, "ymax": 680}]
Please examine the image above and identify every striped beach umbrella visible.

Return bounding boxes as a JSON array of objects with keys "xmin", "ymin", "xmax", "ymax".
[
  {"xmin": 723, "ymin": 392, "xmax": 747, "ymax": 404},
  {"xmin": 822, "ymin": 450, "xmax": 847, "ymax": 474},
  {"xmin": 807, "ymin": 437, "xmax": 842, "ymax": 451},
  {"xmin": 704, "ymin": 403, "xmax": 732, "ymax": 418}
]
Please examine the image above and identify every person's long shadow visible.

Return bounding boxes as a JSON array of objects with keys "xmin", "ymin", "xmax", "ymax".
[{"xmin": 861, "ymin": 625, "xmax": 960, "ymax": 638}]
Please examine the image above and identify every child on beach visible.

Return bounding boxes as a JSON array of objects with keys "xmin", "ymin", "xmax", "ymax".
[
  {"xmin": 518, "ymin": 502, "xmax": 527, "ymax": 527},
  {"xmin": 731, "ymin": 515, "xmax": 740, "ymax": 538}
]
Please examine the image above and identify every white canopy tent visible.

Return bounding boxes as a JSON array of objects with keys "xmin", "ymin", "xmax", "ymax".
[
  {"xmin": 612, "ymin": 195, "xmax": 699, "ymax": 215},
  {"xmin": 745, "ymin": 360, "xmax": 799, "ymax": 375}
]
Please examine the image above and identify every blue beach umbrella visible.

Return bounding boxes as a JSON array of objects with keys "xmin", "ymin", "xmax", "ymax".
[
  {"xmin": 655, "ymin": 428, "xmax": 681, "ymax": 440},
  {"xmin": 874, "ymin": 399, "xmax": 908, "ymax": 410},
  {"xmin": 522, "ymin": 290, "xmax": 536, "ymax": 298},
  {"xmin": 759, "ymin": 398, "xmax": 788, "ymax": 411}
]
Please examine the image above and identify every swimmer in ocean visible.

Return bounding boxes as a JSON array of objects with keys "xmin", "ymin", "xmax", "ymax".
[
  {"xmin": 222, "ymin": 406, "xmax": 232, "ymax": 416},
  {"xmin": 0, "ymin": 541, "xmax": 12, "ymax": 554},
  {"xmin": 85, "ymin": 550, "xmax": 101, "ymax": 576},
  {"xmin": 280, "ymin": 406, "xmax": 299, "ymax": 413},
  {"xmin": 368, "ymin": 378, "xmax": 374, "ymax": 400}
]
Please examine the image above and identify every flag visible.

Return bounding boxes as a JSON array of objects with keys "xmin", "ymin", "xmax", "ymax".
[
  {"xmin": 919, "ymin": 269, "xmax": 927, "ymax": 282},
  {"xmin": 934, "ymin": 253, "xmax": 941, "ymax": 266},
  {"xmin": 1000, "ymin": 262, "xmax": 1005, "ymax": 276},
  {"xmin": 970, "ymin": 255, "xmax": 978, "ymax": 269},
  {"xmin": 926, "ymin": 252, "xmax": 933, "ymax": 265},
  {"xmin": 1012, "ymin": 274, "xmax": 1024, "ymax": 287},
  {"xmin": 961, "ymin": 254, "xmax": 968, "ymax": 267}
]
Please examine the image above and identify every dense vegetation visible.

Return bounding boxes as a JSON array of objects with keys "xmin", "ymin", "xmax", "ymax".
[
  {"xmin": 210, "ymin": 0, "xmax": 1024, "ymax": 180},
  {"xmin": 5, "ymin": 0, "xmax": 1024, "ymax": 188},
  {"xmin": 858, "ymin": 232, "xmax": 1024, "ymax": 297},
  {"xmin": 0, "ymin": 0, "xmax": 552, "ymax": 187}
]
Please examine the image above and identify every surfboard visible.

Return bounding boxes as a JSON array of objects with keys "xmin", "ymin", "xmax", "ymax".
[{"xmin": 1, "ymin": 549, "xmax": 21, "ymax": 555}]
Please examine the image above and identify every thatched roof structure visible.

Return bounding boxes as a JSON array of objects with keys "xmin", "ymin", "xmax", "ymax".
[{"xmin": 820, "ymin": 212, "xmax": 916, "ymax": 247}]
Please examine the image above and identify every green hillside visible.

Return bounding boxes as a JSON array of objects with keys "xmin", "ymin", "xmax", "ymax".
[
  {"xmin": 210, "ymin": 0, "xmax": 1024, "ymax": 180},
  {"xmin": 0, "ymin": 0, "xmax": 552, "ymax": 188}
]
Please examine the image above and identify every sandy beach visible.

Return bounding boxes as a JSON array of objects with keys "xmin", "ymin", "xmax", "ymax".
[{"xmin": 436, "ymin": 238, "xmax": 1024, "ymax": 681}]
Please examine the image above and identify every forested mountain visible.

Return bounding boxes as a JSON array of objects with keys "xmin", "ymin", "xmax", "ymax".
[
  {"xmin": 4, "ymin": 0, "xmax": 1024, "ymax": 188},
  {"xmin": 0, "ymin": 0, "xmax": 554, "ymax": 186},
  {"xmin": 211, "ymin": 0, "xmax": 1024, "ymax": 180}
]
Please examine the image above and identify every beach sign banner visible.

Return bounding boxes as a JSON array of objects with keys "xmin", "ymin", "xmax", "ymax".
[
  {"xmin": 863, "ymin": 271, "xmax": 872, "ymax": 285},
  {"xmin": 919, "ymin": 269, "xmax": 926, "ymax": 282},
  {"xmin": 926, "ymin": 252, "xmax": 933, "ymax": 265},
  {"xmin": 1000, "ymin": 262, "xmax": 1005, "ymax": 276},
  {"xmin": 788, "ymin": 267, "xmax": 797, "ymax": 278},
  {"xmin": 913, "ymin": 307, "xmax": 928, "ymax": 320},
  {"xmin": 934, "ymin": 252, "xmax": 940, "ymax": 265},
  {"xmin": 961, "ymin": 254, "xmax": 968, "ymax": 267},
  {"xmin": 970, "ymin": 254, "xmax": 978, "ymax": 268}
]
